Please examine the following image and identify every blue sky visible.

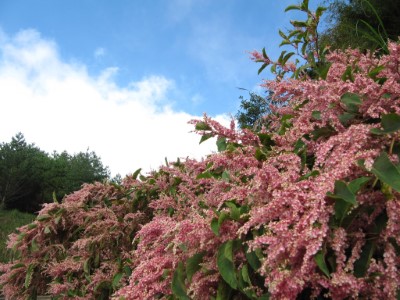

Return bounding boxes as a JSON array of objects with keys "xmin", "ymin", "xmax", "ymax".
[{"xmin": 0, "ymin": 0, "xmax": 322, "ymax": 176}]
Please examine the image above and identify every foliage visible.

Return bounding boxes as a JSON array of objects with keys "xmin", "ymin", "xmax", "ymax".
[
  {"xmin": 235, "ymin": 91, "xmax": 277, "ymax": 130},
  {"xmin": 2, "ymin": 1, "xmax": 400, "ymax": 299},
  {"xmin": 0, "ymin": 209, "xmax": 35, "ymax": 263},
  {"xmin": 0, "ymin": 179, "xmax": 154, "ymax": 299},
  {"xmin": 321, "ymin": 0, "xmax": 400, "ymax": 52},
  {"xmin": 0, "ymin": 133, "xmax": 110, "ymax": 213}
]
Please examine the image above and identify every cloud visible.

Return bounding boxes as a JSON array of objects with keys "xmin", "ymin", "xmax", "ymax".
[{"xmin": 0, "ymin": 29, "xmax": 229, "ymax": 177}]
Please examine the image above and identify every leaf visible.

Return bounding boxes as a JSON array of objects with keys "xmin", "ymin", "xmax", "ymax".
[
  {"xmin": 199, "ymin": 133, "xmax": 213, "ymax": 144},
  {"xmin": 217, "ymin": 240, "xmax": 238, "ymax": 290},
  {"xmin": 112, "ymin": 273, "xmax": 123, "ymax": 289},
  {"xmin": 341, "ymin": 93, "xmax": 361, "ymax": 113},
  {"xmin": 257, "ymin": 133, "xmax": 274, "ymax": 149},
  {"xmin": 216, "ymin": 137, "xmax": 227, "ymax": 152},
  {"xmin": 246, "ymin": 250, "xmax": 261, "ymax": 271},
  {"xmin": 132, "ymin": 168, "xmax": 142, "ymax": 180},
  {"xmin": 225, "ymin": 201, "xmax": 240, "ymax": 221},
  {"xmin": 370, "ymin": 113, "xmax": 400, "ymax": 135},
  {"xmin": 285, "ymin": 4, "xmax": 301, "ymax": 12},
  {"xmin": 83, "ymin": 258, "xmax": 91, "ymax": 274},
  {"xmin": 216, "ymin": 280, "xmax": 233, "ymax": 300},
  {"xmin": 258, "ymin": 63, "xmax": 268, "ymax": 75},
  {"xmin": 24, "ymin": 263, "xmax": 35, "ymax": 289},
  {"xmin": 327, "ymin": 180, "xmax": 357, "ymax": 205},
  {"xmin": 348, "ymin": 177, "xmax": 370, "ymax": 194},
  {"xmin": 30, "ymin": 238, "xmax": 39, "ymax": 252},
  {"xmin": 311, "ymin": 111, "xmax": 321, "ymax": 120},
  {"xmin": 195, "ymin": 122, "xmax": 211, "ymax": 131},
  {"xmin": 354, "ymin": 240, "xmax": 375, "ymax": 278},
  {"xmin": 311, "ymin": 126, "xmax": 335, "ymax": 140},
  {"xmin": 371, "ymin": 152, "xmax": 400, "ymax": 192},
  {"xmin": 338, "ymin": 112, "xmax": 355, "ymax": 126},
  {"xmin": 221, "ymin": 170, "xmax": 230, "ymax": 182},
  {"xmin": 171, "ymin": 262, "xmax": 190, "ymax": 300},
  {"xmin": 299, "ymin": 170, "xmax": 319, "ymax": 181},
  {"xmin": 44, "ymin": 226, "xmax": 51, "ymax": 234},
  {"xmin": 196, "ymin": 171, "xmax": 213, "ymax": 179},
  {"xmin": 368, "ymin": 65, "xmax": 385, "ymax": 80},
  {"xmin": 315, "ymin": 250, "xmax": 330, "ymax": 277},
  {"xmin": 37, "ymin": 214, "xmax": 51, "ymax": 222},
  {"xmin": 211, "ymin": 217, "xmax": 219, "ymax": 236},
  {"xmin": 186, "ymin": 252, "xmax": 205, "ymax": 282}
]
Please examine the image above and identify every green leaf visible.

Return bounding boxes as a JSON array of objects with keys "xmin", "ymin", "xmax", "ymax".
[
  {"xmin": 217, "ymin": 241, "xmax": 238, "ymax": 290},
  {"xmin": 327, "ymin": 180, "xmax": 357, "ymax": 205},
  {"xmin": 199, "ymin": 133, "xmax": 214, "ymax": 144},
  {"xmin": 44, "ymin": 226, "xmax": 51, "ymax": 234},
  {"xmin": 341, "ymin": 93, "xmax": 361, "ymax": 113},
  {"xmin": 24, "ymin": 263, "xmax": 35, "ymax": 289},
  {"xmin": 216, "ymin": 137, "xmax": 227, "ymax": 152},
  {"xmin": 245, "ymin": 250, "xmax": 261, "ymax": 271},
  {"xmin": 285, "ymin": 4, "xmax": 301, "ymax": 12},
  {"xmin": 315, "ymin": 6, "xmax": 327, "ymax": 18},
  {"xmin": 370, "ymin": 113, "xmax": 400, "ymax": 135},
  {"xmin": 371, "ymin": 152, "xmax": 400, "ymax": 192},
  {"xmin": 30, "ymin": 238, "xmax": 39, "ymax": 252},
  {"xmin": 186, "ymin": 252, "xmax": 205, "ymax": 282},
  {"xmin": 112, "ymin": 273, "xmax": 123, "ymax": 289},
  {"xmin": 354, "ymin": 240, "xmax": 375, "ymax": 278},
  {"xmin": 83, "ymin": 258, "xmax": 91, "ymax": 274},
  {"xmin": 196, "ymin": 171, "xmax": 213, "ymax": 179},
  {"xmin": 348, "ymin": 177, "xmax": 370, "ymax": 194},
  {"xmin": 211, "ymin": 218, "xmax": 219, "ymax": 236},
  {"xmin": 315, "ymin": 250, "xmax": 330, "ymax": 277},
  {"xmin": 171, "ymin": 262, "xmax": 190, "ymax": 300},
  {"xmin": 195, "ymin": 122, "xmax": 211, "ymax": 131},
  {"xmin": 368, "ymin": 65, "xmax": 385, "ymax": 80},
  {"xmin": 257, "ymin": 133, "xmax": 274, "ymax": 149},
  {"xmin": 132, "ymin": 168, "xmax": 142, "ymax": 180},
  {"xmin": 221, "ymin": 170, "xmax": 230, "ymax": 182},
  {"xmin": 311, "ymin": 111, "xmax": 321, "ymax": 120},
  {"xmin": 216, "ymin": 280, "xmax": 233, "ymax": 300},
  {"xmin": 338, "ymin": 112, "xmax": 355, "ymax": 126},
  {"xmin": 225, "ymin": 202, "xmax": 240, "ymax": 221},
  {"xmin": 37, "ymin": 214, "xmax": 51, "ymax": 222},
  {"xmin": 299, "ymin": 170, "xmax": 319, "ymax": 181},
  {"xmin": 258, "ymin": 63, "xmax": 268, "ymax": 75},
  {"xmin": 311, "ymin": 126, "xmax": 335, "ymax": 140}
]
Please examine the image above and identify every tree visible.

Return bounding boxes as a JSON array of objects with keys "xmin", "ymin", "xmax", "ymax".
[
  {"xmin": 0, "ymin": 133, "xmax": 110, "ymax": 213},
  {"xmin": 321, "ymin": 0, "xmax": 400, "ymax": 52},
  {"xmin": 0, "ymin": 133, "xmax": 50, "ymax": 212},
  {"xmin": 235, "ymin": 91, "xmax": 274, "ymax": 130}
]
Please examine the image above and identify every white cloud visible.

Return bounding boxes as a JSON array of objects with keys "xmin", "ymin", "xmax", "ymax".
[{"xmin": 0, "ymin": 29, "xmax": 230, "ymax": 177}]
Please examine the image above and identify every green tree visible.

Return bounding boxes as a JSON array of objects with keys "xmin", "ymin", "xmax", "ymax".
[
  {"xmin": 321, "ymin": 0, "xmax": 400, "ymax": 52},
  {"xmin": 235, "ymin": 91, "xmax": 277, "ymax": 130},
  {"xmin": 0, "ymin": 133, "xmax": 50, "ymax": 212},
  {"xmin": 0, "ymin": 133, "xmax": 110, "ymax": 212}
]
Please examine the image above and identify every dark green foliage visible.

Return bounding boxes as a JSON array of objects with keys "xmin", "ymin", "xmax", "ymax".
[
  {"xmin": 0, "ymin": 133, "xmax": 110, "ymax": 213},
  {"xmin": 235, "ymin": 91, "xmax": 277, "ymax": 130},
  {"xmin": 321, "ymin": 0, "xmax": 400, "ymax": 52}
]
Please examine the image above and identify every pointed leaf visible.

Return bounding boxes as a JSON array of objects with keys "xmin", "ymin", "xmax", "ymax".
[
  {"xmin": 217, "ymin": 241, "xmax": 238, "ymax": 289},
  {"xmin": 172, "ymin": 262, "xmax": 190, "ymax": 300},
  {"xmin": 327, "ymin": 180, "xmax": 356, "ymax": 205},
  {"xmin": 315, "ymin": 250, "xmax": 330, "ymax": 277},
  {"xmin": 199, "ymin": 133, "xmax": 213, "ymax": 144},
  {"xmin": 216, "ymin": 137, "xmax": 227, "ymax": 152},
  {"xmin": 186, "ymin": 252, "xmax": 205, "ymax": 282},
  {"xmin": 370, "ymin": 113, "xmax": 400, "ymax": 135},
  {"xmin": 341, "ymin": 93, "xmax": 361, "ymax": 113},
  {"xmin": 371, "ymin": 152, "xmax": 400, "ymax": 192}
]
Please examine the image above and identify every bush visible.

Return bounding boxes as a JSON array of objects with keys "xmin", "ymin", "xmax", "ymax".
[{"xmin": 1, "ymin": 2, "xmax": 400, "ymax": 299}]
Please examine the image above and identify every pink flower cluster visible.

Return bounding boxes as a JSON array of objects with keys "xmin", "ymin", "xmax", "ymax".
[{"xmin": 1, "ymin": 42, "xmax": 400, "ymax": 300}]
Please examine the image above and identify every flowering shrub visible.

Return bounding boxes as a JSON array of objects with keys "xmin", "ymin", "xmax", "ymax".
[
  {"xmin": 0, "ymin": 179, "xmax": 154, "ymax": 299},
  {"xmin": 2, "ymin": 2, "xmax": 400, "ymax": 299}
]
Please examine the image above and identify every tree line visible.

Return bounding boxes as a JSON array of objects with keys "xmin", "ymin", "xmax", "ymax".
[{"xmin": 0, "ymin": 133, "xmax": 110, "ymax": 213}]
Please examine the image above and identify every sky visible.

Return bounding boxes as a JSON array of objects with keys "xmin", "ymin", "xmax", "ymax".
[{"xmin": 0, "ymin": 0, "xmax": 320, "ymax": 177}]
